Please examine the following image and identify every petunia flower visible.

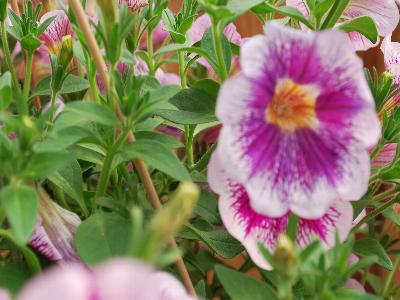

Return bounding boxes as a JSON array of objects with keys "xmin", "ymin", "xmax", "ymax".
[
  {"xmin": 381, "ymin": 35, "xmax": 400, "ymax": 84},
  {"xmin": 286, "ymin": 0, "xmax": 399, "ymax": 51},
  {"xmin": 216, "ymin": 23, "xmax": 380, "ymax": 218},
  {"xmin": 0, "ymin": 289, "xmax": 10, "ymax": 300},
  {"xmin": 39, "ymin": 10, "xmax": 74, "ymax": 61},
  {"xmin": 17, "ymin": 258, "xmax": 195, "ymax": 300},
  {"xmin": 30, "ymin": 188, "xmax": 81, "ymax": 262},
  {"xmin": 208, "ymin": 152, "xmax": 353, "ymax": 270},
  {"xmin": 117, "ymin": 0, "xmax": 148, "ymax": 11},
  {"xmin": 187, "ymin": 14, "xmax": 241, "ymax": 72}
]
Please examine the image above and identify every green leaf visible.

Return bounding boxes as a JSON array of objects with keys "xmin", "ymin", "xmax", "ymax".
[
  {"xmin": 195, "ymin": 279, "xmax": 207, "ymax": 299},
  {"xmin": 169, "ymin": 88, "xmax": 216, "ymax": 114},
  {"xmin": 0, "ymin": 184, "xmax": 39, "ymax": 244},
  {"xmin": 135, "ymin": 131, "xmax": 183, "ymax": 149},
  {"xmin": 155, "ymin": 44, "xmax": 218, "ymax": 67},
  {"xmin": 353, "ymin": 238, "xmax": 393, "ymax": 270},
  {"xmin": 75, "ymin": 212, "xmax": 131, "ymax": 265},
  {"xmin": 118, "ymin": 140, "xmax": 190, "ymax": 181},
  {"xmin": 0, "ymin": 72, "xmax": 12, "ymax": 110},
  {"xmin": 227, "ymin": 0, "xmax": 266, "ymax": 15},
  {"xmin": 155, "ymin": 109, "xmax": 218, "ymax": 125},
  {"xmin": 0, "ymin": 262, "xmax": 29, "ymax": 295},
  {"xmin": 335, "ymin": 289, "xmax": 380, "ymax": 300},
  {"xmin": 32, "ymin": 75, "xmax": 90, "ymax": 97},
  {"xmin": 337, "ymin": 16, "xmax": 378, "ymax": 44},
  {"xmin": 320, "ymin": 0, "xmax": 350, "ymax": 29},
  {"xmin": 215, "ymin": 265, "xmax": 278, "ymax": 300},
  {"xmin": 195, "ymin": 190, "xmax": 221, "ymax": 225},
  {"xmin": 47, "ymin": 160, "xmax": 88, "ymax": 216},
  {"xmin": 185, "ymin": 224, "xmax": 244, "ymax": 258},
  {"xmin": 20, "ymin": 33, "xmax": 41, "ymax": 52},
  {"xmin": 23, "ymin": 151, "xmax": 77, "ymax": 179},
  {"xmin": 265, "ymin": 3, "xmax": 315, "ymax": 29},
  {"xmin": 64, "ymin": 102, "xmax": 120, "ymax": 127}
]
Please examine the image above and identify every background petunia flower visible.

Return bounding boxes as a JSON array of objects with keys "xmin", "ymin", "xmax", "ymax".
[
  {"xmin": 381, "ymin": 35, "xmax": 400, "ymax": 84},
  {"xmin": 286, "ymin": 0, "xmax": 399, "ymax": 51},
  {"xmin": 0, "ymin": 289, "xmax": 10, "ymax": 300},
  {"xmin": 187, "ymin": 14, "xmax": 241, "ymax": 72},
  {"xmin": 216, "ymin": 22, "xmax": 380, "ymax": 218},
  {"xmin": 39, "ymin": 10, "xmax": 74, "ymax": 62},
  {"xmin": 208, "ymin": 152, "xmax": 353, "ymax": 270},
  {"xmin": 17, "ymin": 258, "xmax": 195, "ymax": 300},
  {"xmin": 30, "ymin": 188, "xmax": 81, "ymax": 262},
  {"xmin": 117, "ymin": 0, "xmax": 148, "ymax": 11}
]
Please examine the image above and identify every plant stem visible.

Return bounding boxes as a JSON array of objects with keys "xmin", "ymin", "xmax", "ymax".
[
  {"xmin": 382, "ymin": 255, "xmax": 400, "ymax": 297},
  {"xmin": 146, "ymin": 0, "xmax": 155, "ymax": 76},
  {"xmin": 178, "ymin": 51, "xmax": 187, "ymax": 88},
  {"xmin": 23, "ymin": 51, "xmax": 33, "ymax": 102},
  {"xmin": 211, "ymin": 20, "xmax": 228, "ymax": 81},
  {"xmin": 89, "ymin": 70, "xmax": 101, "ymax": 103},
  {"xmin": 352, "ymin": 196, "xmax": 400, "ymax": 233},
  {"xmin": 1, "ymin": 21, "xmax": 23, "ymax": 111},
  {"xmin": 95, "ymin": 128, "xmax": 130, "ymax": 198},
  {"xmin": 373, "ymin": 186, "xmax": 400, "ymax": 202}
]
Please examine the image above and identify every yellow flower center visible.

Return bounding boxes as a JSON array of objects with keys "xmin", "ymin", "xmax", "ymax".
[{"xmin": 266, "ymin": 78, "xmax": 319, "ymax": 131}]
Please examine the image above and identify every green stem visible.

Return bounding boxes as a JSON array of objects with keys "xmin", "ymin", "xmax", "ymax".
[
  {"xmin": 211, "ymin": 21, "xmax": 228, "ymax": 81},
  {"xmin": 178, "ymin": 51, "xmax": 187, "ymax": 88},
  {"xmin": 373, "ymin": 186, "xmax": 400, "ymax": 202},
  {"xmin": 146, "ymin": 0, "xmax": 155, "ymax": 76},
  {"xmin": 382, "ymin": 255, "xmax": 400, "ymax": 297},
  {"xmin": 352, "ymin": 196, "xmax": 400, "ymax": 233},
  {"xmin": 95, "ymin": 128, "xmax": 130, "ymax": 198},
  {"xmin": 1, "ymin": 21, "xmax": 22, "ymax": 112},
  {"xmin": 185, "ymin": 125, "xmax": 194, "ymax": 167},
  {"xmin": 89, "ymin": 71, "xmax": 101, "ymax": 103},
  {"xmin": 23, "ymin": 51, "xmax": 33, "ymax": 102}
]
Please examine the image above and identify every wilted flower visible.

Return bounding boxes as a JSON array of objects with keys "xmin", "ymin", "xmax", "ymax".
[
  {"xmin": 117, "ymin": 0, "xmax": 148, "ymax": 11},
  {"xmin": 287, "ymin": 0, "xmax": 399, "ymax": 51},
  {"xmin": 371, "ymin": 143, "xmax": 397, "ymax": 168},
  {"xmin": 208, "ymin": 152, "xmax": 353, "ymax": 270},
  {"xmin": 16, "ymin": 258, "xmax": 195, "ymax": 300},
  {"xmin": 39, "ymin": 10, "xmax": 73, "ymax": 63},
  {"xmin": 216, "ymin": 22, "xmax": 380, "ymax": 218},
  {"xmin": 381, "ymin": 35, "xmax": 400, "ymax": 84},
  {"xmin": 30, "ymin": 188, "xmax": 81, "ymax": 262}
]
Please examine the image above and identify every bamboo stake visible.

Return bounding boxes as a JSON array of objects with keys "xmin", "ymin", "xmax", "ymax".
[{"xmin": 68, "ymin": 0, "xmax": 196, "ymax": 296}]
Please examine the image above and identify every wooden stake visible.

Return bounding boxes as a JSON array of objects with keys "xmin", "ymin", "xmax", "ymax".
[{"xmin": 68, "ymin": 0, "xmax": 196, "ymax": 296}]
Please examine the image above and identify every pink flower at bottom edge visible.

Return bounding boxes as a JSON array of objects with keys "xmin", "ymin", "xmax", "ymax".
[
  {"xmin": 16, "ymin": 258, "xmax": 195, "ymax": 300},
  {"xmin": 0, "ymin": 289, "xmax": 10, "ymax": 300},
  {"xmin": 207, "ymin": 151, "xmax": 353, "ymax": 270}
]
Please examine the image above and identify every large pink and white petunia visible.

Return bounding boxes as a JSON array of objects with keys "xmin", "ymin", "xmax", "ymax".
[
  {"xmin": 30, "ymin": 189, "xmax": 81, "ymax": 262},
  {"xmin": 16, "ymin": 258, "xmax": 195, "ymax": 300},
  {"xmin": 286, "ymin": 0, "xmax": 399, "ymax": 51},
  {"xmin": 381, "ymin": 35, "xmax": 400, "ymax": 84},
  {"xmin": 208, "ymin": 152, "xmax": 353, "ymax": 270},
  {"xmin": 39, "ymin": 10, "xmax": 74, "ymax": 60},
  {"xmin": 216, "ymin": 23, "xmax": 380, "ymax": 218}
]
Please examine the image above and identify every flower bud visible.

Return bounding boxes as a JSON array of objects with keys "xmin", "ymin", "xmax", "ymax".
[
  {"xmin": 97, "ymin": 0, "xmax": 116, "ymax": 30},
  {"xmin": 273, "ymin": 234, "xmax": 298, "ymax": 275},
  {"xmin": 57, "ymin": 35, "xmax": 73, "ymax": 71},
  {"xmin": 0, "ymin": 0, "xmax": 7, "ymax": 22},
  {"xmin": 143, "ymin": 182, "xmax": 200, "ymax": 259}
]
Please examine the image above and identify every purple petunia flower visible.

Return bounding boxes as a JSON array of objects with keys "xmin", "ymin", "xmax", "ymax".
[
  {"xmin": 287, "ymin": 0, "xmax": 399, "ymax": 51},
  {"xmin": 39, "ymin": 10, "xmax": 74, "ymax": 61},
  {"xmin": 208, "ymin": 152, "xmax": 353, "ymax": 270},
  {"xmin": 381, "ymin": 35, "xmax": 400, "ymax": 84},
  {"xmin": 117, "ymin": 0, "xmax": 148, "ymax": 11},
  {"xmin": 215, "ymin": 23, "xmax": 380, "ymax": 218},
  {"xmin": 16, "ymin": 258, "xmax": 195, "ymax": 300},
  {"xmin": 30, "ymin": 189, "xmax": 81, "ymax": 262}
]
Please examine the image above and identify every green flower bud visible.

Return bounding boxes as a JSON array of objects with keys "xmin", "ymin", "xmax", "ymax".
[
  {"xmin": 97, "ymin": 0, "xmax": 116, "ymax": 30},
  {"xmin": 0, "ymin": 0, "xmax": 7, "ymax": 22},
  {"xmin": 57, "ymin": 35, "xmax": 73, "ymax": 71},
  {"xmin": 142, "ymin": 182, "xmax": 200, "ymax": 259},
  {"xmin": 273, "ymin": 234, "xmax": 298, "ymax": 276}
]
